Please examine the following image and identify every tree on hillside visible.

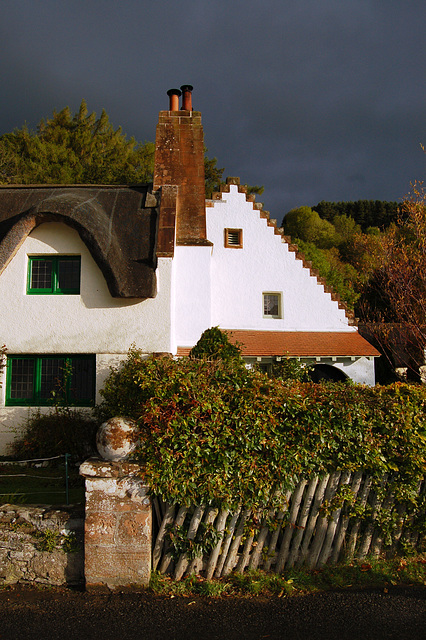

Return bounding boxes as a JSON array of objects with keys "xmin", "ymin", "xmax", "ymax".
[
  {"xmin": 357, "ymin": 183, "xmax": 426, "ymax": 379},
  {"xmin": 311, "ymin": 200, "xmax": 401, "ymax": 231},
  {"xmin": 283, "ymin": 206, "xmax": 340, "ymax": 249},
  {"xmin": 0, "ymin": 101, "xmax": 263, "ymax": 198}
]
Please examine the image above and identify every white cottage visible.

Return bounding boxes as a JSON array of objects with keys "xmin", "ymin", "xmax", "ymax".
[{"xmin": 0, "ymin": 86, "xmax": 379, "ymax": 453}]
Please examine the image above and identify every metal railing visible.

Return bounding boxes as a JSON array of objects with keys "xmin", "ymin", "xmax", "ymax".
[{"xmin": 0, "ymin": 453, "xmax": 71, "ymax": 504}]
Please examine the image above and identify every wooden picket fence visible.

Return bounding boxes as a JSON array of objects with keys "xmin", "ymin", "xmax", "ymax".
[{"xmin": 152, "ymin": 471, "xmax": 426, "ymax": 580}]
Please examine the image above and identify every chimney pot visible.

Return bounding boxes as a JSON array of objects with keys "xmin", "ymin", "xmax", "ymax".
[
  {"xmin": 167, "ymin": 88, "xmax": 182, "ymax": 111},
  {"xmin": 180, "ymin": 84, "xmax": 193, "ymax": 111}
]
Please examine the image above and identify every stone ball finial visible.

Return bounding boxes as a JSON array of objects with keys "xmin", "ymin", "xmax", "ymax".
[{"xmin": 96, "ymin": 417, "xmax": 139, "ymax": 462}]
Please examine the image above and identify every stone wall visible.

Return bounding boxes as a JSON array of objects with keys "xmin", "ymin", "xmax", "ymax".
[{"xmin": 0, "ymin": 503, "xmax": 84, "ymax": 586}]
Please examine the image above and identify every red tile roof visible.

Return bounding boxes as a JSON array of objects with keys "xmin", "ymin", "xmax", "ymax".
[{"xmin": 177, "ymin": 330, "xmax": 380, "ymax": 358}]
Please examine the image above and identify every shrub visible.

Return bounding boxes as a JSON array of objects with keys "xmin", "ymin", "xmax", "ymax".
[
  {"xmin": 189, "ymin": 326, "xmax": 243, "ymax": 363},
  {"xmin": 98, "ymin": 342, "xmax": 426, "ymax": 515},
  {"xmin": 10, "ymin": 408, "xmax": 98, "ymax": 460}
]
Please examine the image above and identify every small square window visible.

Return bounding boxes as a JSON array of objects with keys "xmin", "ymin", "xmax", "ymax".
[
  {"xmin": 263, "ymin": 292, "xmax": 282, "ymax": 319},
  {"xmin": 224, "ymin": 228, "xmax": 243, "ymax": 248},
  {"xmin": 27, "ymin": 256, "xmax": 80, "ymax": 294}
]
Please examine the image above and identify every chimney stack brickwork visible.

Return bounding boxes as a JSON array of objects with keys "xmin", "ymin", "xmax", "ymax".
[{"xmin": 154, "ymin": 95, "xmax": 210, "ymax": 256}]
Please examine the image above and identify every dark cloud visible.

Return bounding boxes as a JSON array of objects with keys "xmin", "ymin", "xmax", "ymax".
[{"xmin": 1, "ymin": 0, "xmax": 425, "ymax": 217}]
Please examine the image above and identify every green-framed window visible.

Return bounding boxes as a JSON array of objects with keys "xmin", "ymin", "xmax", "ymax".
[
  {"xmin": 27, "ymin": 256, "xmax": 81, "ymax": 294},
  {"xmin": 5, "ymin": 355, "xmax": 95, "ymax": 406}
]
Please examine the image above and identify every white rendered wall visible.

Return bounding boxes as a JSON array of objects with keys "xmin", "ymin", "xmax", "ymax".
[
  {"xmin": 172, "ymin": 245, "xmax": 212, "ymax": 351},
  {"xmin": 0, "ymin": 223, "xmax": 173, "ymax": 354},
  {"xmin": 207, "ymin": 186, "xmax": 353, "ymax": 332},
  {"xmin": 326, "ymin": 357, "xmax": 375, "ymax": 386},
  {"xmin": 0, "ymin": 222, "xmax": 173, "ymax": 454}
]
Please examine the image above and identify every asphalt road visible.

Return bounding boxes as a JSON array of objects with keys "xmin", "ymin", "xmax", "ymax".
[{"xmin": 0, "ymin": 585, "xmax": 424, "ymax": 640}]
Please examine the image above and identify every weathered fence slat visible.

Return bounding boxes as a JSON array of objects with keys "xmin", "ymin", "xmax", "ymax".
[
  {"xmin": 346, "ymin": 475, "xmax": 372, "ymax": 559},
  {"xmin": 222, "ymin": 509, "xmax": 252, "ymax": 576},
  {"xmin": 331, "ymin": 470, "xmax": 363, "ymax": 564},
  {"xmin": 159, "ymin": 505, "xmax": 188, "ymax": 574},
  {"xmin": 248, "ymin": 508, "xmax": 276, "ymax": 570},
  {"xmin": 296, "ymin": 474, "xmax": 329, "ymax": 567},
  {"xmin": 188, "ymin": 507, "xmax": 218, "ymax": 576},
  {"xmin": 263, "ymin": 490, "xmax": 292, "ymax": 571},
  {"xmin": 235, "ymin": 530, "xmax": 255, "ymax": 573},
  {"xmin": 317, "ymin": 470, "xmax": 352, "ymax": 567},
  {"xmin": 174, "ymin": 505, "xmax": 205, "ymax": 580},
  {"xmin": 357, "ymin": 475, "xmax": 388, "ymax": 559},
  {"xmin": 307, "ymin": 472, "xmax": 341, "ymax": 569},
  {"xmin": 287, "ymin": 476, "xmax": 319, "ymax": 569},
  {"xmin": 371, "ymin": 483, "xmax": 395, "ymax": 555},
  {"xmin": 400, "ymin": 478, "xmax": 425, "ymax": 551},
  {"xmin": 153, "ymin": 503, "xmax": 175, "ymax": 570},
  {"xmin": 275, "ymin": 479, "xmax": 307, "ymax": 574},
  {"xmin": 206, "ymin": 508, "xmax": 229, "ymax": 580},
  {"xmin": 215, "ymin": 507, "xmax": 241, "ymax": 577}
]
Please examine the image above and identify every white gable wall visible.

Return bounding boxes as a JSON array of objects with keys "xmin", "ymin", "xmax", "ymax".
[{"xmin": 207, "ymin": 186, "xmax": 353, "ymax": 332}]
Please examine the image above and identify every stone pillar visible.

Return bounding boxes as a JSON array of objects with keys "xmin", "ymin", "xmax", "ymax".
[{"xmin": 79, "ymin": 458, "xmax": 151, "ymax": 590}]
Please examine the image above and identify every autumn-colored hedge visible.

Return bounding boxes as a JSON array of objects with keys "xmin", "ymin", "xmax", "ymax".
[{"xmin": 98, "ymin": 348, "xmax": 426, "ymax": 514}]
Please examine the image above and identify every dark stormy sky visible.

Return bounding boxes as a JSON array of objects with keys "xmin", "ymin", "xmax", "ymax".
[{"xmin": 1, "ymin": 0, "xmax": 425, "ymax": 222}]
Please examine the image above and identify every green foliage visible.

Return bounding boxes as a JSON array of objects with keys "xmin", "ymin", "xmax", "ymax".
[
  {"xmin": 149, "ymin": 555, "xmax": 426, "ymax": 597},
  {"xmin": 166, "ymin": 520, "xmax": 221, "ymax": 562},
  {"xmin": 283, "ymin": 207, "xmax": 339, "ymax": 248},
  {"xmin": 98, "ymin": 349, "xmax": 426, "ymax": 519},
  {"xmin": 35, "ymin": 529, "xmax": 61, "ymax": 552},
  {"xmin": 0, "ymin": 345, "xmax": 5, "ymax": 388},
  {"xmin": 268, "ymin": 357, "xmax": 312, "ymax": 382},
  {"xmin": 311, "ymin": 200, "xmax": 401, "ymax": 231},
  {"xmin": 0, "ymin": 103, "xmax": 262, "ymax": 199},
  {"xmin": 10, "ymin": 408, "xmax": 98, "ymax": 460},
  {"xmin": 189, "ymin": 327, "xmax": 243, "ymax": 363},
  {"xmin": 204, "ymin": 152, "xmax": 225, "ymax": 198},
  {"xmin": 0, "ymin": 100, "xmax": 155, "ymax": 185},
  {"xmin": 204, "ymin": 151, "xmax": 264, "ymax": 199},
  {"xmin": 35, "ymin": 529, "xmax": 80, "ymax": 553},
  {"xmin": 294, "ymin": 240, "xmax": 361, "ymax": 309}
]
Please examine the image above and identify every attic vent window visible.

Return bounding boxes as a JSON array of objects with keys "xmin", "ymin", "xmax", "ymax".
[{"xmin": 224, "ymin": 228, "xmax": 243, "ymax": 248}]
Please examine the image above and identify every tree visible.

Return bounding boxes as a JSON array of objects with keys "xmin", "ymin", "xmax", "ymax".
[
  {"xmin": 294, "ymin": 239, "xmax": 360, "ymax": 310},
  {"xmin": 0, "ymin": 100, "xmax": 155, "ymax": 185},
  {"xmin": 357, "ymin": 183, "xmax": 426, "ymax": 379},
  {"xmin": 311, "ymin": 199, "xmax": 401, "ymax": 231},
  {"xmin": 0, "ymin": 102, "xmax": 264, "ymax": 198},
  {"xmin": 283, "ymin": 206, "xmax": 340, "ymax": 249}
]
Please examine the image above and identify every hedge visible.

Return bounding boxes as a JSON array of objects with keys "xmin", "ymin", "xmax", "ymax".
[{"xmin": 98, "ymin": 348, "xmax": 426, "ymax": 518}]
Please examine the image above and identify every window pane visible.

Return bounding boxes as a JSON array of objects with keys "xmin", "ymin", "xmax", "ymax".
[
  {"xmin": 264, "ymin": 294, "xmax": 279, "ymax": 316},
  {"xmin": 40, "ymin": 358, "xmax": 65, "ymax": 400},
  {"xmin": 10, "ymin": 359, "xmax": 34, "ymax": 399},
  {"xmin": 57, "ymin": 259, "xmax": 80, "ymax": 291},
  {"xmin": 31, "ymin": 260, "xmax": 52, "ymax": 290},
  {"xmin": 69, "ymin": 358, "xmax": 95, "ymax": 402}
]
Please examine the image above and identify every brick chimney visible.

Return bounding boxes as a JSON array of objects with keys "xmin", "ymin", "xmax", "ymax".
[{"xmin": 154, "ymin": 86, "xmax": 210, "ymax": 256}]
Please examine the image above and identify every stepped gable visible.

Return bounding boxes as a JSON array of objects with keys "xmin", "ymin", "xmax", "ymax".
[{"xmin": 209, "ymin": 177, "xmax": 357, "ymax": 326}]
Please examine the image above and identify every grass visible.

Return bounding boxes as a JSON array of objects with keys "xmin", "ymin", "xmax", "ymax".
[
  {"xmin": 148, "ymin": 554, "xmax": 426, "ymax": 598},
  {"xmin": 0, "ymin": 463, "xmax": 84, "ymax": 505}
]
